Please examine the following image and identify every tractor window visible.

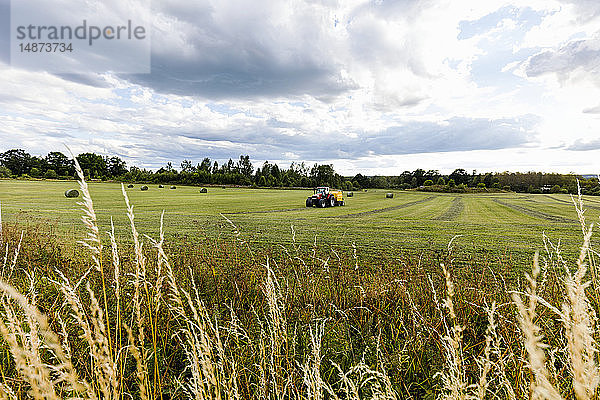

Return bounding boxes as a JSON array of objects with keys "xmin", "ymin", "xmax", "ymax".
[{"xmin": 315, "ymin": 187, "xmax": 328, "ymax": 195}]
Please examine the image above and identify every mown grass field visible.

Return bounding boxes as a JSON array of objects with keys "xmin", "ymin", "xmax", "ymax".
[
  {"xmin": 1, "ymin": 179, "xmax": 597, "ymax": 271},
  {"xmin": 2, "ymin": 178, "xmax": 600, "ymax": 398}
]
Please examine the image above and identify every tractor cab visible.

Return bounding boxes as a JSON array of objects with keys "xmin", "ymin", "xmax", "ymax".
[{"xmin": 314, "ymin": 187, "xmax": 330, "ymax": 196}]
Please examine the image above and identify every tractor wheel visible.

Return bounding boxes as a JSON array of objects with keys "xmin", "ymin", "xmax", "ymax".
[
  {"xmin": 319, "ymin": 199, "xmax": 326, "ymax": 208},
  {"xmin": 329, "ymin": 197, "xmax": 335, "ymax": 207},
  {"xmin": 340, "ymin": 201, "xmax": 345, "ymax": 206},
  {"xmin": 306, "ymin": 199, "xmax": 312, "ymax": 207}
]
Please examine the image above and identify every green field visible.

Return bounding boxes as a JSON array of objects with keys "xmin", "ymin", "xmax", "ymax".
[
  {"xmin": 1, "ymin": 179, "xmax": 598, "ymax": 270},
  {"xmin": 2, "ymin": 179, "xmax": 600, "ymax": 398}
]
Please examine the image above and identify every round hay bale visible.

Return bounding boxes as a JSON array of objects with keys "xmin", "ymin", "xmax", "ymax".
[
  {"xmin": 127, "ymin": 184, "xmax": 134, "ymax": 188},
  {"xmin": 158, "ymin": 184, "xmax": 164, "ymax": 188},
  {"xmin": 170, "ymin": 185, "xmax": 177, "ymax": 189},
  {"xmin": 386, "ymin": 193, "xmax": 394, "ymax": 198},
  {"xmin": 140, "ymin": 185, "xmax": 149, "ymax": 191},
  {"xmin": 347, "ymin": 192, "xmax": 354, "ymax": 197},
  {"xmin": 64, "ymin": 189, "xmax": 79, "ymax": 198},
  {"xmin": 200, "ymin": 187, "xmax": 207, "ymax": 193}
]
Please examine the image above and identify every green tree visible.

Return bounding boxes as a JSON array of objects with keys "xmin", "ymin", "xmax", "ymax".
[
  {"xmin": 180, "ymin": 159, "xmax": 194, "ymax": 173},
  {"xmin": 449, "ymin": 169, "xmax": 469, "ymax": 185},
  {"xmin": 44, "ymin": 169, "xmax": 58, "ymax": 179},
  {"xmin": 0, "ymin": 149, "xmax": 33, "ymax": 175},
  {"xmin": 311, "ymin": 164, "xmax": 336, "ymax": 187},
  {"xmin": 0, "ymin": 166, "xmax": 11, "ymax": 177},
  {"xmin": 237, "ymin": 155, "xmax": 253, "ymax": 177},
  {"xmin": 45, "ymin": 152, "xmax": 74, "ymax": 177},
  {"xmin": 107, "ymin": 156, "xmax": 127, "ymax": 177},
  {"xmin": 371, "ymin": 176, "xmax": 388, "ymax": 188},
  {"xmin": 424, "ymin": 179, "xmax": 434, "ymax": 186},
  {"xmin": 551, "ymin": 185, "xmax": 561, "ymax": 193},
  {"xmin": 76, "ymin": 153, "xmax": 108, "ymax": 179},
  {"xmin": 413, "ymin": 169, "xmax": 426, "ymax": 186},
  {"xmin": 352, "ymin": 173, "xmax": 371, "ymax": 189},
  {"xmin": 198, "ymin": 158, "xmax": 211, "ymax": 173}
]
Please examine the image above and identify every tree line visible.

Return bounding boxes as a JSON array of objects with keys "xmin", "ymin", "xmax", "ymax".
[
  {"xmin": 357, "ymin": 168, "xmax": 599, "ymax": 195},
  {"xmin": 0, "ymin": 149, "xmax": 348, "ymax": 189},
  {"xmin": 0, "ymin": 148, "xmax": 598, "ymax": 195}
]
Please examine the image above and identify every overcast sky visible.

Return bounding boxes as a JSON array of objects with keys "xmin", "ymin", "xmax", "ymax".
[{"xmin": 1, "ymin": 0, "xmax": 599, "ymax": 174}]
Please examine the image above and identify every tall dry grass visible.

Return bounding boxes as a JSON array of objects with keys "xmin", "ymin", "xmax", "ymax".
[{"xmin": 0, "ymin": 165, "xmax": 599, "ymax": 399}]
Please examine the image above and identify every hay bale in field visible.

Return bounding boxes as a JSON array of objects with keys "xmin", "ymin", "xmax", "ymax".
[
  {"xmin": 200, "ymin": 187, "xmax": 207, "ymax": 193},
  {"xmin": 127, "ymin": 184, "xmax": 134, "ymax": 188},
  {"xmin": 170, "ymin": 185, "xmax": 177, "ymax": 189},
  {"xmin": 347, "ymin": 192, "xmax": 354, "ymax": 197},
  {"xmin": 158, "ymin": 184, "xmax": 164, "ymax": 188},
  {"xmin": 386, "ymin": 193, "xmax": 393, "ymax": 198},
  {"xmin": 222, "ymin": 186, "xmax": 226, "ymax": 189},
  {"xmin": 141, "ymin": 185, "xmax": 149, "ymax": 191},
  {"xmin": 64, "ymin": 189, "xmax": 79, "ymax": 198}
]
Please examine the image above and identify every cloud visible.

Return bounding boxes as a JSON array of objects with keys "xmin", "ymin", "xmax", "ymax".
[
  {"xmin": 567, "ymin": 138, "xmax": 600, "ymax": 151},
  {"xmin": 583, "ymin": 104, "xmax": 600, "ymax": 113},
  {"xmin": 524, "ymin": 35, "xmax": 600, "ymax": 83},
  {"xmin": 562, "ymin": 0, "xmax": 600, "ymax": 22},
  {"xmin": 315, "ymin": 115, "xmax": 539, "ymax": 160},
  {"xmin": 120, "ymin": 0, "xmax": 498, "ymax": 102},
  {"xmin": 118, "ymin": 0, "xmax": 359, "ymax": 99},
  {"xmin": 151, "ymin": 114, "xmax": 539, "ymax": 163},
  {"xmin": 57, "ymin": 74, "xmax": 113, "ymax": 89}
]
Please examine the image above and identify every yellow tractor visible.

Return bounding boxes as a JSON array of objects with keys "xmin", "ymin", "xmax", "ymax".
[{"xmin": 306, "ymin": 187, "xmax": 344, "ymax": 208}]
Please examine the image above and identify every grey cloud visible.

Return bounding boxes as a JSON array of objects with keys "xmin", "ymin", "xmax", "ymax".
[
  {"xmin": 142, "ymin": 115, "xmax": 539, "ymax": 165},
  {"xmin": 57, "ymin": 74, "xmax": 112, "ymax": 88},
  {"xmin": 371, "ymin": 94, "xmax": 428, "ymax": 111},
  {"xmin": 118, "ymin": 1, "xmax": 358, "ymax": 99},
  {"xmin": 561, "ymin": 0, "xmax": 600, "ymax": 22},
  {"xmin": 525, "ymin": 35, "xmax": 600, "ymax": 83},
  {"xmin": 355, "ymin": 117, "xmax": 538, "ymax": 155},
  {"xmin": 0, "ymin": 93, "xmax": 37, "ymax": 105},
  {"xmin": 583, "ymin": 104, "xmax": 600, "ymax": 113},
  {"xmin": 126, "ymin": 64, "xmax": 357, "ymax": 99},
  {"xmin": 120, "ymin": 0, "xmax": 440, "ymax": 100},
  {"xmin": 567, "ymin": 138, "xmax": 600, "ymax": 151}
]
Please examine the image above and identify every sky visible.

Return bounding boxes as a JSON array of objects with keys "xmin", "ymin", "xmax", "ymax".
[{"xmin": 0, "ymin": 0, "xmax": 599, "ymax": 175}]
